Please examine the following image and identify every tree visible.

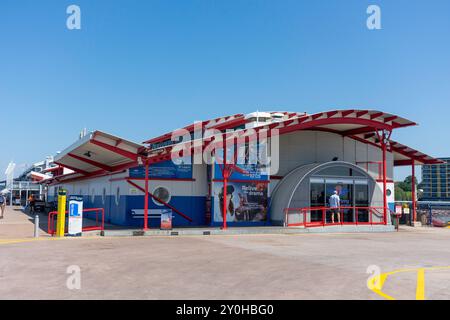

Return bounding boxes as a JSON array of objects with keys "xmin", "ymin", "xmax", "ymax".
[{"xmin": 394, "ymin": 175, "xmax": 418, "ymax": 201}]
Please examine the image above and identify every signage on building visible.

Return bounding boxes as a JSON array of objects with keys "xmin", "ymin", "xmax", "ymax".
[
  {"xmin": 160, "ymin": 209, "xmax": 173, "ymax": 230},
  {"xmin": 68, "ymin": 195, "xmax": 83, "ymax": 236},
  {"xmin": 129, "ymin": 157, "xmax": 192, "ymax": 179},
  {"xmin": 213, "ymin": 145, "xmax": 270, "ymax": 181}
]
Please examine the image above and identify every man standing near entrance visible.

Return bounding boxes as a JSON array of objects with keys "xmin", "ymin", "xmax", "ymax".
[{"xmin": 329, "ymin": 190, "xmax": 341, "ymax": 223}]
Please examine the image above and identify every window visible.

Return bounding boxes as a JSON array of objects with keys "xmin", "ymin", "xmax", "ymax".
[
  {"xmin": 102, "ymin": 188, "xmax": 106, "ymax": 205},
  {"xmin": 315, "ymin": 166, "xmax": 364, "ymax": 177},
  {"xmin": 115, "ymin": 187, "xmax": 120, "ymax": 206},
  {"xmin": 152, "ymin": 186, "xmax": 171, "ymax": 206}
]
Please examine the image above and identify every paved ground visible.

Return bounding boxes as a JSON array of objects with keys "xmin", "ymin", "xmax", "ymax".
[
  {"xmin": 0, "ymin": 207, "xmax": 449, "ymax": 300},
  {"xmin": 0, "ymin": 206, "xmax": 49, "ymax": 239}
]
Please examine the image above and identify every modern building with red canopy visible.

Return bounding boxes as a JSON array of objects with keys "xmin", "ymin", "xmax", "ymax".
[{"xmin": 42, "ymin": 109, "xmax": 442, "ymax": 231}]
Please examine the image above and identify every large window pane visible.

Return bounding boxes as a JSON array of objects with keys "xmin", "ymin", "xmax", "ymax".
[{"xmin": 355, "ymin": 183, "xmax": 369, "ymax": 222}]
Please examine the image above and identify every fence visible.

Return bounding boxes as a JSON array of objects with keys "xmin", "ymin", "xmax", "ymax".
[
  {"xmin": 284, "ymin": 206, "xmax": 386, "ymax": 227},
  {"xmin": 48, "ymin": 208, "xmax": 105, "ymax": 236},
  {"xmin": 395, "ymin": 201, "xmax": 450, "ymax": 227}
]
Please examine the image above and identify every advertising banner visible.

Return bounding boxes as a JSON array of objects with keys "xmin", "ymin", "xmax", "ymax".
[
  {"xmin": 213, "ymin": 181, "xmax": 268, "ymax": 223},
  {"xmin": 129, "ymin": 157, "xmax": 192, "ymax": 179},
  {"xmin": 214, "ymin": 163, "xmax": 269, "ymax": 181},
  {"xmin": 68, "ymin": 195, "xmax": 83, "ymax": 236},
  {"xmin": 160, "ymin": 209, "xmax": 173, "ymax": 230},
  {"xmin": 213, "ymin": 145, "xmax": 269, "ymax": 181}
]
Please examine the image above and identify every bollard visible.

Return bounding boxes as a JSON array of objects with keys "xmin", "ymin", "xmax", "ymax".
[
  {"xmin": 34, "ymin": 214, "xmax": 39, "ymax": 238},
  {"xmin": 56, "ymin": 189, "xmax": 67, "ymax": 237}
]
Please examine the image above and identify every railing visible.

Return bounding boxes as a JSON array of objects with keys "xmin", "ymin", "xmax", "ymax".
[
  {"xmin": 284, "ymin": 206, "xmax": 386, "ymax": 228},
  {"xmin": 48, "ymin": 208, "xmax": 105, "ymax": 236}
]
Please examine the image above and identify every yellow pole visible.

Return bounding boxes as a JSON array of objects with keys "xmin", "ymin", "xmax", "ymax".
[{"xmin": 56, "ymin": 189, "xmax": 67, "ymax": 237}]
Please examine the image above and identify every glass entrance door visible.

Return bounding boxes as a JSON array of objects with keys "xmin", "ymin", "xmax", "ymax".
[
  {"xmin": 325, "ymin": 179, "xmax": 354, "ymax": 223},
  {"xmin": 309, "ymin": 164, "xmax": 371, "ymax": 225}
]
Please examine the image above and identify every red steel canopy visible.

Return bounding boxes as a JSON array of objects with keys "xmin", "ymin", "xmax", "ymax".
[
  {"xmin": 144, "ymin": 109, "xmax": 442, "ymax": 166},
  {"xmin": 44, "ymin": 109, "xmax": 442, "ymax": 185},
  {"xmin": 45, "ymin": 131, "xmax": 146, "ymax": 185}
]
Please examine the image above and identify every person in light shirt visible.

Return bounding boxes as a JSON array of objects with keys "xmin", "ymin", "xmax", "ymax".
[{"xmin": 329, "ymin": 190, "xmax": 341, "ymax": 224}]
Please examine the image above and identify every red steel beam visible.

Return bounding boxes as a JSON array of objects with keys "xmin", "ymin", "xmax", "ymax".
[
  {"xmin": 341, "ymin": 126, "xmax": 377, "ymax": 136},
  {"xmin": 68, "ymin": 153, "xmax": 114, "ymax": 172},
  {"xmin": 279, "ymin": 117, "xmax": 393, "ymax": 136},
  {"xmin": 53, "ymin": 161, "xmax": 91, "ymax": 176},
  {"xmin": 89, "ymin": 139, "xmax": 138, "ymax": 161},
  {"xmin": 326, "ymin": 111, "xmax": 339, "ymax": 118},
  {"xmin": 356, "ymin": 110, "xmax": 369, "ymax": 117},
  {"xmin": 370, "ymin": 112, "xmax": 384, "ymax": 120},
  {"xmin": 384, "ymin": 116, "xmax": 398, "ymax": 123},
  {"xmin": 341, "ymin": 110, "xmax": 354, "ymax": 117},
  {"xmin": 126, "ymin": 179, "xmax": 193, "ymax": 222}
]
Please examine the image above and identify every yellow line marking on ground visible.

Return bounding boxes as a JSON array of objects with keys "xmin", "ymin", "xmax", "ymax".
[
  {"xmin": 416, "ymin": 268, "xmax": 426, "ymax": 300},
  {"xmin": 0, "ymin": 236, "xmax": 110, "ymax": 246},
  {"xmin": 368, "ymin": 266, "xmax": 450, "ymax": 300}
]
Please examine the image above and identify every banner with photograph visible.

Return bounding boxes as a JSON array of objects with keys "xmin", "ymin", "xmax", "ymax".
[{"xmin": 213, "ymin": 181, "xmax": 268, "ymax": 223}]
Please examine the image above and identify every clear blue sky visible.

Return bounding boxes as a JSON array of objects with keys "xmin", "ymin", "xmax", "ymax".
[{"xmin": 1, "ymin": 0, "xmax": 449, "ymax": 181}]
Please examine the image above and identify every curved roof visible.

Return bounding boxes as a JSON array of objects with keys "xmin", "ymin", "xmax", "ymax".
[
  {"xmin": 42, "ymin": 109, "xmax": 442, "ymax": 185},
  {"xmin": 145, "ymin": 109, "xmax": 437, "ymax": 166}
]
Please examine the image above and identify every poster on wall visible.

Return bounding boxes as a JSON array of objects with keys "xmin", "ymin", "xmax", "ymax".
[
  {"xmin": 160, "ymin": 209, "xmax": 173, "ymax": 230},
  {"xmin": 213, "ymin": 181, "xmax": 268, "ymax": 223},
  {"xmin": 129, "ymin": 156, "xmax": 192, "ymax": 179}
]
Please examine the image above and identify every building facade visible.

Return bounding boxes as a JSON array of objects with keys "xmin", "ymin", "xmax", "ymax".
[
  {"xmin": 42, "ymin": 109, "xmax": 442, "ymax": 231},
  {"xmin": 421, "ymin": 158, "xmax": 450, "ymax": 201}
]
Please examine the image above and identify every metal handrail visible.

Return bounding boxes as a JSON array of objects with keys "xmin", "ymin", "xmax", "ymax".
[
  {"xmin": 284, "ymin": 206, "xmax": 386, "ymax": 227},
  {"xmin": 48, "ymin": 208, "xmax": 105, "ymax": 236}
]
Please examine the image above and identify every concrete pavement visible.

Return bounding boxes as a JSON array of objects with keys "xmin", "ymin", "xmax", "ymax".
[
  {"xmin": 0, "ymin": 206, "xmax": 49, "ymax": 239},
  {"xmin": 1, "ymin": 208, "xmax": 450, "ymax": 300}
]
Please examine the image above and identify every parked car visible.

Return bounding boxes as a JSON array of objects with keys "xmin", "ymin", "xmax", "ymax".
[{"xmin": 432, "ymin": 215, "xmax": 450, "ymax": 228}]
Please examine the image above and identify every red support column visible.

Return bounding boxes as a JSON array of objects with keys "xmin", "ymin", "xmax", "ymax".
[
  {"xmin": 222, "ymin": 148, "xmax": 228, "ymax": 230},
  {"xmin": 382, "ymin": 136, "xmax": 388, "ymax": 225},
  {"xmin": 144, "ymin": 159, "xmax": 149, "ymax": 231},
  {"xmin": 412, "ymin": 159, "xmax": 417, "ymax": 224}
]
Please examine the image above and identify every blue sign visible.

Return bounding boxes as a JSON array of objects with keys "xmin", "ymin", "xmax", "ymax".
[
  {"xmin": 129, "ymin": 158, "xmax": 192, "ymax": 179},
  {"xmin": 214, "ymin": 163, "xmax": 269, "ymax": 181},
  {"xmin": 68, "ymin": 195, "xmax": 83, "ymax": 235}
]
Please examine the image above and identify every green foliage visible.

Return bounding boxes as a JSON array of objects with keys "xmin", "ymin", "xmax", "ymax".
[
  {"xmin": 395, "ymin": 185, "xmax": 412, "ymax": 201},
  {"xmin": 394, "ymin": 175, "xmax": 417, "ymax": 201}
]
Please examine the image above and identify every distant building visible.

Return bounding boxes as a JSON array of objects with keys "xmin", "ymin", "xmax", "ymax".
[
  {"xmin": 1, "ymin": 156, "xmax": 60, "ymax": 205},
  {"xmin": 421, "ymin": 158, "xmax": 450, "ymax": 201}
]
